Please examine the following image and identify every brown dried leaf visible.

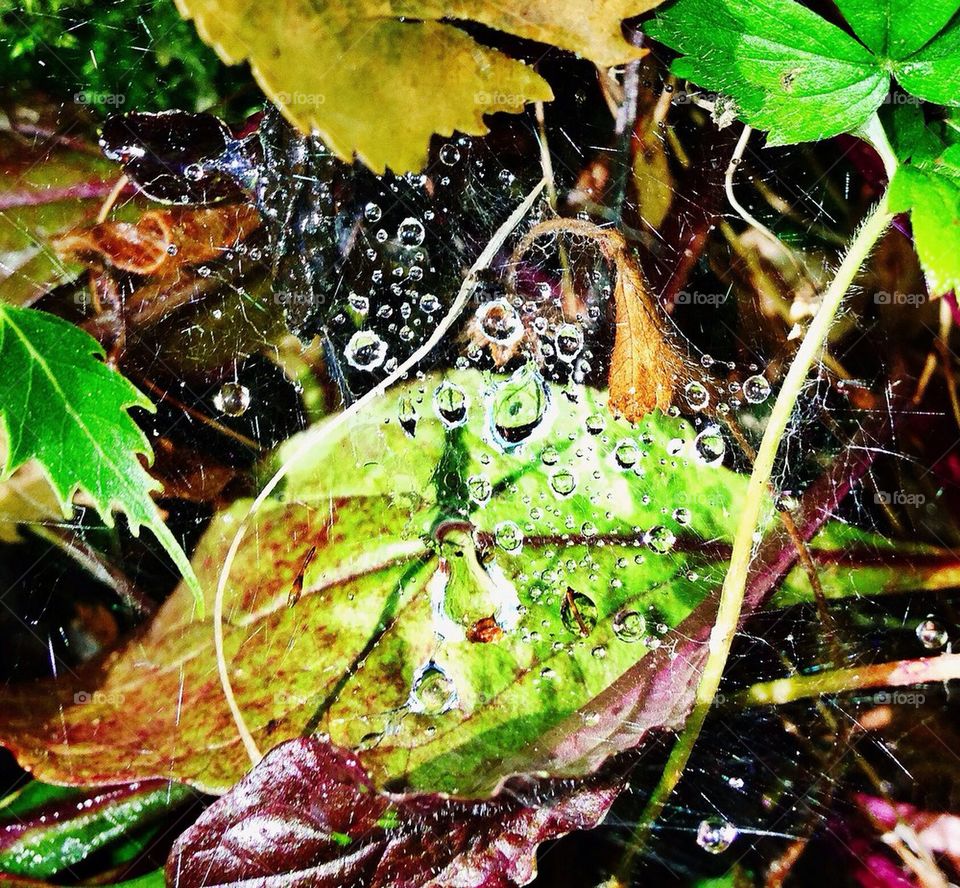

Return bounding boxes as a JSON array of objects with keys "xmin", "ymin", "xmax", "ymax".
[{"xmin": 53, "ymin": 203, "xmax": 260, "ymax": 276}]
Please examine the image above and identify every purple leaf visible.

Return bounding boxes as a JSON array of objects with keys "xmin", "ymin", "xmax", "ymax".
[{"xmin": 166, "ymin": 737, "xmax": 618, "ymax": 888}]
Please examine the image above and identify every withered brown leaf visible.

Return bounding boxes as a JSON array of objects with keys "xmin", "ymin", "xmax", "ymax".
[{"xmin": 53, "ymin": 203, "xmax": 260, "ymax": 276}]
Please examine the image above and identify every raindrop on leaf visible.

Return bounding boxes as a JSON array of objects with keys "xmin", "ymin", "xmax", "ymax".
[
  {"xmin": 613, "ymin": 609, "xmax": 646, "ymax": 643},
  {"xmin": 409, "ymin": 663, "xmax": 457, "ymax": 715},
  {"xmin": 433, "ymin": 381, "xmax": 468, "ymax": 428}
]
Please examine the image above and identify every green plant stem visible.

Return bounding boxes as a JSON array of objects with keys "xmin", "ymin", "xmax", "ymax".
[
  {"xmin": 735, "ymin": 653, "xmax": 960, "ymax": 707},
  {"xmin": 617, "ymin": 188, "xmax": 893, "ymax": 878}
]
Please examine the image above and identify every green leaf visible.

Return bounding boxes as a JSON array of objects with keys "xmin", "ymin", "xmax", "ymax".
[
  {"xmin": 833, "ymin": 0, "xmax": 960, "ymax": 58},
  {"xmin": 646, "ymin": 0, "xmax": 960, "ymax": 144},
  {"xmin": 172, "ymin": 0, "xmax": 663, "ymax": 173},
  {"xmin": 890, "ymin": 142, "xmax": 960, "ymax": 296},
  {"xmin": 646, "ymin": 0, "xmax": 888, "ymax": 144},
  {"xmin": 0, "ymin": 780, "xmax": 191, "ymax": 879},
  {"xmin": 0, "ymin": 304, "xmax": 200, "ymax": 603},
  {"xmin": 0, "ymin": 370, "xmax": 949, "ymax": 799},
  {"xmin": 0, "ymin": 369, "xmax": 756, "ymax": 795}
]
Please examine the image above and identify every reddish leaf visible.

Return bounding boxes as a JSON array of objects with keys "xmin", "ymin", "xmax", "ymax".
[{"xmin": 165, "ymin": 737, "xmax": 618, "ymax": 888}]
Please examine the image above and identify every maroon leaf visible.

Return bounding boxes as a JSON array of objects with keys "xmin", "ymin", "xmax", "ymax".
[{"xmin": 166, "ymin": 737, "xmax": 618, "ymax": 888}]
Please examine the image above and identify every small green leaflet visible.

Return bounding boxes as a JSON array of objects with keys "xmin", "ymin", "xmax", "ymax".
[
  {"xmin": 885, "ymin": 106, "xmax": 960, "ymax": 295},
  {"xmin": 0, "ymin": 305, "xmax": 201, "ymax": 604},
  {"xmin": 646, "ymin": 0, "xmax": 960, "ymax": 145}
]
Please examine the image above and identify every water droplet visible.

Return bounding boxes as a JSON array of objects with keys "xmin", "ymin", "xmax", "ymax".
[
  {"xmin": 684, "ymin": 381, "xmax": 710, "ymax": 411},
  {"xmin": 477, "ymin": 299, "xmax": 523, "ymax": 346},
  {"xmin": 467, "ymin": 475, "xmax": 492, "ymax": 505},
  {"xmin": 591, "ymin": 645, "xmax": 607, "ymax": 659},
  {"xmin": 213, "ymin": 382, "xmax": 251, "ymax": 417},
  {"xmin": 363, "ymin": 201, "xmax": 382, "ymax": 223},
  {"xmin": 439, "ymin": 144, "xmax": 461, "ymax": 166},
  {"xmin": 409, "ymin": 662, "xmax": 457, "ymax": 715},
  {"xmin": 420, "ymin": 293, "xmax": 441, "ymax": 314},
  {"xmin": 561, "ymin": 590, "xmax": 598, "ymax": 636},
  {"xmin": 644, "ymin": 525, "xmax": 676, "ymax": 554},
  {"xmin": 673, "ymin": 507, "xmax": 692, "ymax": 526},
  {"xmin": 613, "ymin": 609, "xmax": 646, "ymax": 643},
  {"xmin": 550, "ymin": 468, "xmax": 577, "ymax": 497},
  {"xmin": 345, "ymin": 330, "xmax": 387, "ymax": 370},
  {"xmin": 491, "ymin": 366, "xmax": 550, "ymax": 447},
  {"xmin": 916, "ymin": 615, "xmax": 948, "ymax": 649},
  {"xmin": 398, "ymin": 395, "xmax": 417, "ymax": 437},
  {"xmin": 494, "ymin": 521, "xmax": 524, "ymax": 552},
  {"xmin": 694, "ymin": 426, "xmax": 726, "ymax": 466},
  {"xmin": 696, "ymin": 818, "xmax": 738, "ymax": 854},
  {"xmin": 347, "ymin": 292, "xmax": 369, "ymax": 315},
  {"xmin": 586, "ymin": 413, "xmax": 606, "ymax": 435},
  {"xmin": 614, "ymin": 440, "xmax": 640, "ymax": 469},
  {"xmin": 398, "ymin": 217, "xmax": 425, "ymax": 247},
  {"xmin": 434, "ymin": 381, "xmax": 468, "ymax": 428},
  {"xmin": 555, "ymin": 324, "xmax": 584, "ymax": 362},
  {"xmin": 541, "ymin": 446, "xmax": 559, "ymax": 466},
  {"xmin": 743, "ymin": 375, "xmax": 771, "ymax": 404}
]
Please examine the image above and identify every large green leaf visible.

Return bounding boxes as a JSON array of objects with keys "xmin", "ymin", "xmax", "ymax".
[{"xmin": 0, "ymin": 370, "xmax": 952, "ymax": 797}]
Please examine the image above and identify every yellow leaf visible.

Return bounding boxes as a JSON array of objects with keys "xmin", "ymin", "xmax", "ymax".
[{"xmin": 173, "ymin": 0, "xmax": 661, "ymax": 173}]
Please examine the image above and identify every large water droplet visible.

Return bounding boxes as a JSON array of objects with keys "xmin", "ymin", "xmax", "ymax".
[
  {"xmin": 494, "ymin": 521, "xmax": 524, "ymax": 553},
  {"xmin": 550, "ymin": 468, "xmax": 577, "ymax": 497},
  {"xmin": 561, "ymin": 590, "xmax": 598, "ymax": 636},
  {"xmin": 555, "ymin": 324, "xmax": 584, "ymax": 362},
  {"xmin": 613, "ymin": 609, "xmax": 646, "ymax": 643},
  {"xmin": 916, "ymin": 615, "xmax": 948, "ymax": 649},
  {"xmin": 694, "ymin": 426, "xmax": 726, "ymax": 466},
  {"xmin": 696, "ymin": 818, "xmax": 738, "ymax": 854},
  {"xmin": 684, "ymin": 381, "xmax": 710, "ymax": 411},
  {"xmin": 467, "ymin": 475, "xmax": 492, "ymax": 506},
  {"xmin": 409, "ymin": 662, "xmax": 457, "ymax": 715},
  {"xmin": 345, "ymin": 330, "xmax": 387, "ymax": 370},
  {"xmin": 490, "ymin": 366, "xmax": 550, "ymax": 447},
  {"xmin": 644, "ymin": 525, "xmax": 676, "ymax": 554},
  {"xmin": 434, "ymin": 381, "xmax": 468, "ymax": 428},
  {"xmin": 614, "ymin": 440, "xmax": 640, "ymax": 469},
  {"xmin": 363, "ymin": 201, "xmax": 382, "ymax": 223},
  {"xmin": 398, "ymin": 217, "xmax": 425, "ymax": 247},
  {"xmin": 477, "ymin": 299, "xmax": 523, "ymax": 346},
  {"xmin": 213, "ymin": 382, "xmax": 251, "ymax": 417},
  {"xmin": 743, "ymin": 375, "xmax": 771, "ymax": 404},
  {"xmin": 439, "ymin": 144, "xmax": 461, "ymax": 166}
]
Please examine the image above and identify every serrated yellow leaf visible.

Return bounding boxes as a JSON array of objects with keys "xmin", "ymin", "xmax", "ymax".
[{"xmin": 173, "ymin": 0, "xmax": 661, "ymax": 172}]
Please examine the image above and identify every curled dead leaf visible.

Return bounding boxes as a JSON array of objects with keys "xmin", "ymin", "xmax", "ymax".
[
  {"xmin": 53, "ymin": 203, "xmax": 261, "ymax": 275},
  {"xmin": 511, "ymin": 218, "xmax": 685, "ymax": 422}
]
